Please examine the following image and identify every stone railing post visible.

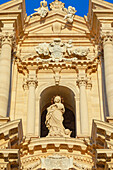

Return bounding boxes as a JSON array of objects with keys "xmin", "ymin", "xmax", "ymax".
[
  {"xmin": 24, "ymin": 71, "xmax": 38, "ymax": 136},
  {"xmin": 101, "ymin": 33, "xmax": 113, "ymax": 117},
  {"xmin": 0, "ymin": 31, "xmax": 14, "ymax": 117},
  {"xmin": 77, "ymin": 75, "xmax": 89, "ymax": 135}
]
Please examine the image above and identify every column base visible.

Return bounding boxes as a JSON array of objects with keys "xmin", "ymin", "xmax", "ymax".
[
  {"xmin": 0, "ymin": 116, "xmax": 10, "ymax": 125},
  {"xmin": 106, "ymin": 117, "xmax": 113, "ymax": 124}
]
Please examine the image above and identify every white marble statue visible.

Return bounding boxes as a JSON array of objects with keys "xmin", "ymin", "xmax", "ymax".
[
  {"xmin": 45, "ymin": 96, "xmax": 71, "ymax": 137},
  {"xmin": 31, "ymin": 0, "xmax": 48, "ymax": 18},
  {"xmin": 66, "ymin": 39, "xmax": 73, "ymax": 55},
  {"xmin": 64, "ymin": 6, "xmax": 76, "ymax": 24}
]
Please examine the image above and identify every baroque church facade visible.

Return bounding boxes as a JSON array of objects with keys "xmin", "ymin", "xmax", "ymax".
[{"xmin": 0, "ymin": 0, "xmax": 113, "ymax": 169}]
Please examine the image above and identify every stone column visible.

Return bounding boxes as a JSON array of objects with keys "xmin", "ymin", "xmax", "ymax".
[
  {"xmin": 77, "ymin": 76, "xmax": 89, "ymax": 135},
  {"xmin": 0, "ymin": 32, "xmax": 14, "ymax": 117},
  {"xmin": 25, "ymin": 71, "xmax": 38, "ymax": 136},
  {"xmin": 102, "ymin": 33, "xmax": 113, "ymax": 117}
]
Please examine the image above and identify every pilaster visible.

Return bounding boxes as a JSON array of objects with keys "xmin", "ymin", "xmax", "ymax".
[
  {"xmin": 0, "ymin": 21, "xmax": 15, "ymax": 117},
  {"xmin": 77, "ymin": 72, "xmax": 90, "ymax": 136},
  {"xmin": 23, "ymin": 70, "xmax": 38, "ymax": 136}
]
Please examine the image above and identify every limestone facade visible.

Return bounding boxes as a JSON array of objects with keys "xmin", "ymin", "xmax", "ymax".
[{"xmin": 0, "ymin": 0, "xmax": 113, "ymax": 169}]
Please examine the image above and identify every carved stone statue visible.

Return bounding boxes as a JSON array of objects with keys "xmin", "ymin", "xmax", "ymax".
[
  {"xmin": 66, "ymin": 39, "xmax": 73, "ymax": 56},
  {"xmin": 64, "ymin": 6, "xmax": 76, "ymax": 24},
  {"xmin": 31, "ymin": 0, "xmax": 49, "ymax": 18},
  {"xmin": 45, "ymin": 96, "xmax": 71, "ymax": 137}
]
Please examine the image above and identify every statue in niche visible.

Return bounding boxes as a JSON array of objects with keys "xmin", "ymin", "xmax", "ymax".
[
  {"xmin": 31, "ymin": 0, "xmax": 49, "ymax": 18},
  {"xmin": 45, "ymin": 96, "xmax": 72, "ymax": 137},
  {"xmin": 64, "ymin": 6, "xmax": 77, "ymax": 24}
]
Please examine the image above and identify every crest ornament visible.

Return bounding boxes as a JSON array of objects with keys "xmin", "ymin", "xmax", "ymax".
[
  {"xmin": 49, "ymin": 0, "xmax": 65, "ymax": 10},
  {"xmin": 49, "ymin": 38, "xmax": 66, "ymax": 61}
]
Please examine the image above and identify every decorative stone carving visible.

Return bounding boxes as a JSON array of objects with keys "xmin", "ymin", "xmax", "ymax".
[
  {"xmin": 101, "ymin": 32, "xmax": 113, "ymax": 45},
  {"xmin": 34, "ymin": 39, "xmax": 90, "ymax": 61},
  {"xmin": 35, "ymin": 43, "xmax": 49, "ymax": 57},
  {"xmin": 0, "ymin": 32, "xmax": 15, "ymax": 46},
  {"xmin": 64, "ymin": 6, "xmax": 77, "ymax": 24},
  {"xmin": 23, "ymin": 74, "xmax": 38, "ymax": 90},
  {"xmin": 31, "ymin": 0, "xmax": 49, "ymax": 18},
  {"xmin": 23, "ymin": 159, "xmax": 41, "ymax": 169},
  {"xmin": 66, "ymin": 39, "xmax": 73, "ymax": 55},
  {"xmin": 49, "ymin": 0, "xmax": 65, "ymax": 11},
  {"xmin": 49, "ymin": 38, "xmax": 66, "ymax": 61},
  {"xmin": 73, "ymin": 160, "xmax": 92, "ymax": 170},
  {"xmin": 73, "ymin": 47, "xmax": 90, "ymax": 57},
  {"xmin": 45, "ymin": 96, "xmax": 72, "ymax": 137},
  {"xmin": 41, "ymin": 154, "xmax": 73, "ymax": 170}
]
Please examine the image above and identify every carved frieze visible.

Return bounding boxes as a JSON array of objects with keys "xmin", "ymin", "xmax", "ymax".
[
  {"xmin": 34, "ymin": 38, "xmax": 90, "ymax": 61},
  {"xmin": 73, "ymin": 47, "xmax": 90, "ymax": 57},
  {"xmin": 41, "ymin": 154, "xmax": 73, "ymax": 169}
]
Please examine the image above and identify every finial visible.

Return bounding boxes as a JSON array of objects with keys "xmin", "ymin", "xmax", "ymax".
[{"xmin": 49, "ymin": 0, "xmax": 65, "ymax": 10}]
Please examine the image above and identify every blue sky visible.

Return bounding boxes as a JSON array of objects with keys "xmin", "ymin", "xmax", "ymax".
[{"xmin": 0, "ymin": 0, "xmax": 113, "ymax": 17}]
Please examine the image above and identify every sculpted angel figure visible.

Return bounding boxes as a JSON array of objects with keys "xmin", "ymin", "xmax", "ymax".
[
  {"xmin": 64, "ymin": 6, "xmax": 76, "ymax": 24},
  {"xmin": 45, "ymin": 96, "xmax": 72, "ymax": 137},
  {"xmin": 31, "ymin": 0, "xmax": 49, "ymax": 18}
]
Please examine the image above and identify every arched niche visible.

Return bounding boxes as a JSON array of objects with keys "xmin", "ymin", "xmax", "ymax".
[{"xmin": 40, "ymin": 86, "xmax": 76, "ymax": 138}]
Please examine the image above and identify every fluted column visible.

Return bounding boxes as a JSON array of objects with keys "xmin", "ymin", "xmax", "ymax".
[
  {"xmin": 77, "ymin": 76, "xmax": 89, "ymax": 135},
  {"xmin": 0, "ymin": 32, "xmax": 14, "ymax": 117},
  {"xmin": 25, "ymin": 72, "xmax": 38, "ymax": 136},
  {"xmin": 102, "ymin": 33, "xmax": 113, "ymax": 117}
]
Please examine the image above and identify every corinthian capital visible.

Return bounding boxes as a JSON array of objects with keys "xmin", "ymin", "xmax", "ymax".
[
  {"xmin": 100, "ymin": 32, "xmax": 113, "ymax": 45},
  {"xmin": 0, "ymin": 32, "xmax": 15, "ymax": 46},
  {"xmin": 77, "ymin": 76, "xmax": 87, "ymax": 87},
  {"xmin": 23, "ymin": 75, "xmax": 38, "ymax": 90},
  {"xmin": 76, "ymin": 74, "xmax": 92, "ymax": 88}
]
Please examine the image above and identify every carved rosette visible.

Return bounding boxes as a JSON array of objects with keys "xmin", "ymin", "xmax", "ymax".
[{"xmin": 0, "ymin": 32, "xmax": 15, "ymax": 47}]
